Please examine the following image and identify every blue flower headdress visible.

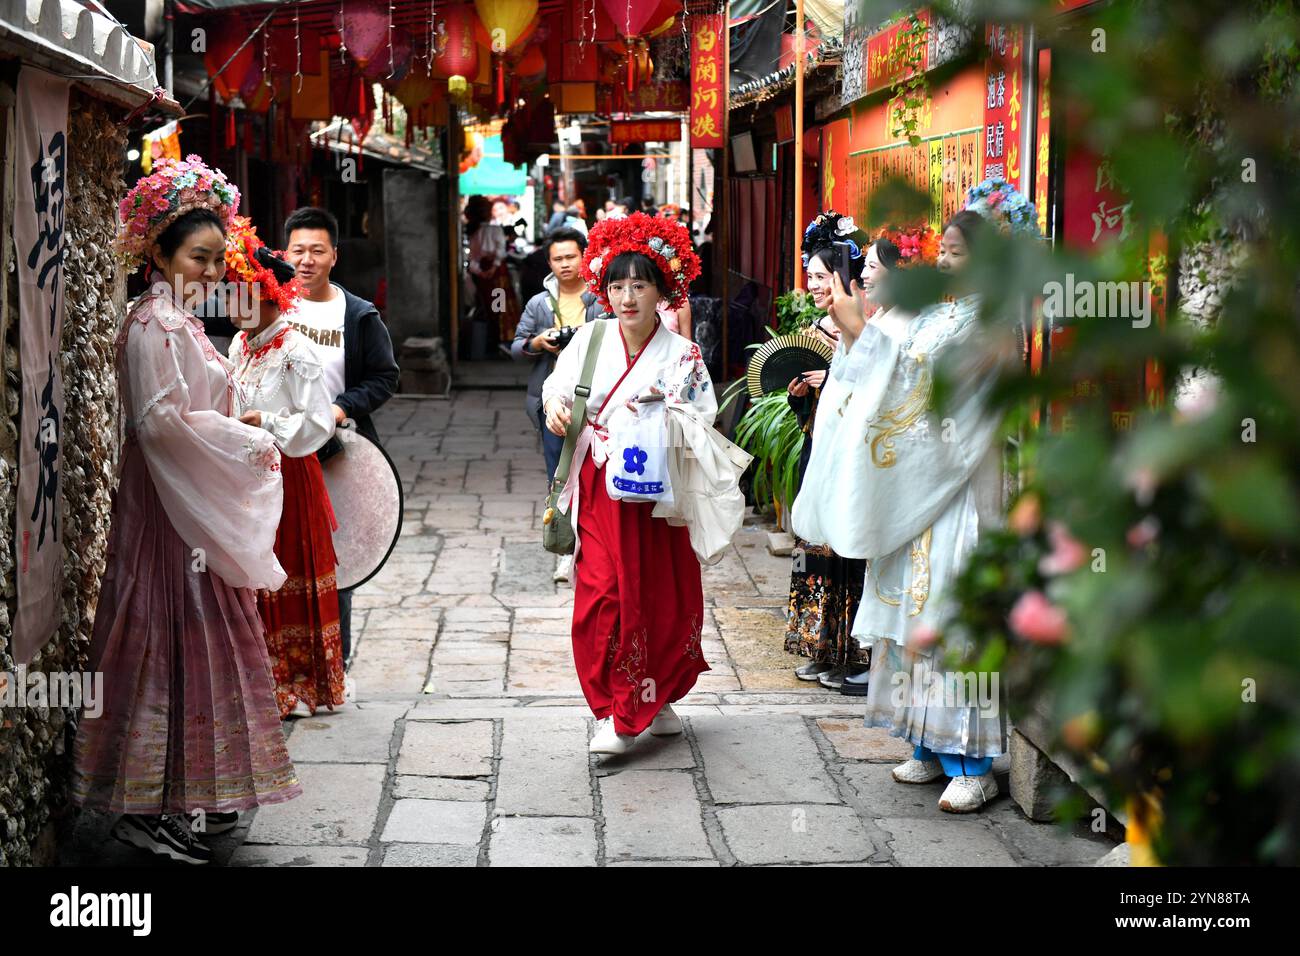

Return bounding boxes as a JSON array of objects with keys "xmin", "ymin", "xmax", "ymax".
[{"xmin": 964, "ymin": 177, "xmax": 1042, "ymax": 238}]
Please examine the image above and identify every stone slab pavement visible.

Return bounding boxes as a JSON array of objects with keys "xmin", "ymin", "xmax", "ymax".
[{"xmin": 63, "ymin": 392, "xmax": 1117, "ymax": 867}]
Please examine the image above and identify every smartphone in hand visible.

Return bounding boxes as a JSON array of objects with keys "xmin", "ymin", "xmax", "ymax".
[{"xmin": 831, "ymin": 240, "xmax": 858, "ymax": 294}]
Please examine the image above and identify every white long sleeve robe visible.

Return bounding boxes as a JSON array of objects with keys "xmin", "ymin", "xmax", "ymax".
[{"xmin": 791, "ymin": 294, "xmax": 1007, "ymax": 757}]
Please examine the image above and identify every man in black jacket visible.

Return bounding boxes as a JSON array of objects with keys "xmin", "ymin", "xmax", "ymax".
[{"xmin": 284, "ymin": 207, "xmax": 400, "ymax": 678}]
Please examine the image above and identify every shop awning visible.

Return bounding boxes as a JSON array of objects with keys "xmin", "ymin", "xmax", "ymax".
[{"xmin": 0, "ymin": 0, "xmax": 169, "ymax": 108}]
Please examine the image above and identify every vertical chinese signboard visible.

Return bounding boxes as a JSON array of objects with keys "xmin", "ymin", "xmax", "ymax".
[
  {"xmin": 13, "ymin": 68, "xmax": 70, "ymax": 665},
  {"xmin": 690, "ymin": 13, "xmax": 724, "ymax": 148},
  {"xmin": 982, "ymin": 22, "xmax": 1024, "ymax": 189}
]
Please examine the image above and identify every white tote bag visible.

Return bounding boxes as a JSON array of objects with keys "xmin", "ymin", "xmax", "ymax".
[{"xmin": 605, "ymin": 400, "xmax": 674, "ymax": 506}]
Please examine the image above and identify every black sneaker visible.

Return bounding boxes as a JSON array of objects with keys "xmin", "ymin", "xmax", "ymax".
[
  {"xmin": 191, "ymin": 810, "xmax": 240, "ymax": 837},
  {"xmin": 112, "ymin": 814, "xmax": 213, "ymax": 865}
]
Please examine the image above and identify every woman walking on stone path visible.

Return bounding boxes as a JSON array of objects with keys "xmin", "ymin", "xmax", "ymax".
[
  {"xmin": 71, "ymin": 156, "xmax": 301, "ymax": 866},
  {"xmin": 541, "ymin": 213, "xmax": 715, "ymax": 757},
  {"xmin": 225, "ymin": 216, "xmax": 346, "ymax": 720},
  {"xmin": 792, "ymin": 196, "xmax": 1023, "ymax": 814}
]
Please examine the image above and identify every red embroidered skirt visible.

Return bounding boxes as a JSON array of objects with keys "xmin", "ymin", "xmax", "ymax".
[
  {"xmin": 572, "ymin": 453, "xmax": 708, "ymax": 736},
  {"xmin": 258, "ymin": 453, "xmax": 345, "ymax": 717}
]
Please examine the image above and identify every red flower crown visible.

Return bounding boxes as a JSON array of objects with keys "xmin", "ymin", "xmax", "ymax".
[
  {"xmin": 225, "ymin": 216, "xmax": 302, "ymax": 314},
  {"xmin": 581, "ymin": 212, "xmax": 701, "ymax": 310}
]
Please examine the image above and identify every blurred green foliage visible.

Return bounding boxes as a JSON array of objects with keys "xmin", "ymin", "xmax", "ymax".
[{"xmin": 884, "ymin": 0, "xmax": 1300, "ymax": 863}]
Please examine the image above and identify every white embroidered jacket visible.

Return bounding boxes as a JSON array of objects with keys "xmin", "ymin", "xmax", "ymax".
[{"xmin": 228, "ymin": 316, "xmax": 337, "ymax": 459}]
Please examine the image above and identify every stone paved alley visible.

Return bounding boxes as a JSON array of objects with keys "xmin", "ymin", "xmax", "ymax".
[{"xmin": 66, "ymin": 391, "xmax": 1117, "ymax": 867}]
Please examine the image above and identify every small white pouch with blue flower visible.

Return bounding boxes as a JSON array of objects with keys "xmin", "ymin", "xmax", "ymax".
[{"xmin": 604, "ymin": 400, "xmax": 674, "ymax": 506}]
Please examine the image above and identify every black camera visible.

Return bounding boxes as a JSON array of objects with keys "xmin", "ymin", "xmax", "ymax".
[{"xmin": 549, "ymin": 326, "xmax": 578, "ymax": 350}]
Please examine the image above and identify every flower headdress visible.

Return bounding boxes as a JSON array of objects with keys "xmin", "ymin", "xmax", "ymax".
[
  {"xmin": 582, "ymin": 212, "xmax": 700, "ymax": 310},
  {"xmin": 115, "ymin": 154, "xmax": 241, "ymax": 268},
  {"xmin": 964, "ymin": 176, "xmax": 1041, "ymax": 237},
  {"xmin": 224, "ymin": 216, "xmax": 302, "ymax": 315},
  {"xmin": 874, "ymin": 223, "xmax": 940, "ymax": 266},
  {"xmin": 801, "ymin": 210, "xmax": 870, "ymax": 269}
]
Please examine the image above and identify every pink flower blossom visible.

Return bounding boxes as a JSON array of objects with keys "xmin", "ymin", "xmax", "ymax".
[
  {"xmin": 1126, "ymin": 515, "xmax": 1160, "ymax": 549},
  {"xmin": 1009, "ymin": 591, "xmax": 1070, "ymax": 644},
  {"xmin": 1038, "ymin": 521, "xmax": 1088, "ymax": 576},
  {"xmin": 988, "ymin": 190, "xmax": 1005, "ymax": 205}
]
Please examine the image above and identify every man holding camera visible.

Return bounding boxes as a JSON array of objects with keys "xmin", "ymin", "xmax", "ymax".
[{"xmin": 511, "ymin": 227, "xmax": 608, "ymax": 582}]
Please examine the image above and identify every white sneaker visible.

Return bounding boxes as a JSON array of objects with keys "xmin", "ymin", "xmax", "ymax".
[
  {"xmin": 648, "ymin": 704, "xmax": 682, "ymax": 736},
  {"xmin": 588, "ymin": 717, "xmax": 636, "ymax": 755},
  {"xmin": 891, "ymin": 757, "xmax": 945, "ymax": 784},
  {"xmin": 287, "ymin": 699, "xmax": 313, "ymax": 719},
  {"xmin": 343, "ymin": 674, "xmax": 357, "ymax": 704},
  {"xmin": 553, "ymin": 554, "xmax": 573, "ymax": 583},
  {"xmin": 938, "ymin": 772, "xmax": 999, "ymax": 813}
]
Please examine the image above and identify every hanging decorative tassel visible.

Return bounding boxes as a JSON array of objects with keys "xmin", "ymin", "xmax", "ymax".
[
  {"xmin": 496, "ymin": 56, "xmax": 505, "ymax": 110},
  {"xmin": 226, "ymin": 106, "xmax": 236, "ymax": 149}
]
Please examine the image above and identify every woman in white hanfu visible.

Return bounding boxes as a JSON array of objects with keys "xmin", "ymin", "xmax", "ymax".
[
  {"xmin": 542, "ymin": 212, "xmax": 715, "ymax": 758},
  {"xmin": 792, "ymin": 208, "xmax": 1010, "ymax": 813}
]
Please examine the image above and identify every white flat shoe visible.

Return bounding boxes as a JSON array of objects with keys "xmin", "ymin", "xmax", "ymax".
[
  {"xmin": 891, "ymin": 757, "xmax": 945, "ymax": 784},
  {"xmin": 589, "ymin": 717, "xmax": 636, "ymax": 755},
  {"xmin": 938, "ymin": 772, "xmax": 999, "ymax": 813},
  {"xmin": 553, "ymin": 554, "xmax": 573, "ymax": 583},
  {"xmin": 648, "ymin": 704, "xmax": 682, "ymax": 736},
  {"xmin": 287, "ymin": 699, "xmax": 313, "ymax": 719}
]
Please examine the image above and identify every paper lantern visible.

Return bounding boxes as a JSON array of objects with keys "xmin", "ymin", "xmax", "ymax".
[
  {"xmin": 204, "ymin": 21, "xmax": 257, "ymax": 102},
  {"xmin": 598, "ymin": 0, "xmax": 678, "ymax": 41},
  {"xmin": 362, "ymin": 26, "xmax": 412, "ymax": 80},
  {"xmin": 473, "ymin": 0, "xmax": 537, "ymax": 51},
  {"xmin": 512, "ymin": 44, "xmax": 545, "ymax": 78},
  {"xmin": 474, "ymin": 0, "xmax": 538, "ymax": 108},
  {"xmin": 432, "ymin": 3, "xmax": 480, "ymax": 89},
  {"xmin": 336, "ymin": 0, "xmax": 391, "ymax": 71}
]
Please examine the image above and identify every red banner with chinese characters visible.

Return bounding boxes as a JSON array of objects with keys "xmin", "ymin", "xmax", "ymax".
[
  {"xmin": 865, "ymin": 10, "xmax": 932, "ymax": 95},
  {"xmin": 982, "ymin": 22, "xmax": 1025, "ymax": 190},
  {"xmin": 612, "ymin": 81, "xmax": 688, "ymax": 114},
  {"xmin": 1034, "ymin": 48, "xmax": 1052, "ymax": 238},
  {"xmin": 689, "ymin": 13, "xmax": 724, "ymax": 148},
  {"xmin": 611, "ymin": 119, "xmax": 681, "ymax": 144}
]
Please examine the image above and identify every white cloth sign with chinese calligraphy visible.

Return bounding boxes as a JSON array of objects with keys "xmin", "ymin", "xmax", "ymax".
[{"xmin": 12, "ymin": 67, "xmax": 70, "ymax": 665}]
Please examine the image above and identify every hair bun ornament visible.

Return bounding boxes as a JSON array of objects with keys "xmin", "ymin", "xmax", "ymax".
[
  {"xmin": 801, "ymin": 209, "xmax": 870, "ymax": 268},
  {"xmin": 225, "ymin": 216, "xmax": 302, "ymax": 314},
  {"xmin": 581, "ymin": 211, "xmax": 701, "ymax": 310},
  {"xmin": 964, "ymin": 176, "xmax": 1042, "ymax": 238},
  {"xmin": 115, "ymin": 154, "xmax": 241, "ymax": 268}
]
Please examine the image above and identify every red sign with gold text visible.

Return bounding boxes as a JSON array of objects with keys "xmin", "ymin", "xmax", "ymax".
[
  {"xmin": 982, "ymin": 22, "xmax": 1025, "ymax": 190},
  {"xmin": 690, "ymin": 13, "xmax": 724, "ymax": 148},
  {"xmin": 611, "ymin": 120, "xmax": 681, "ymax": 144},
  {"xmin": 612, "ymin": 81, "xmax": 689, "ymax": 114},
  {"xmin": 865, "ymin": 10, "xmax": 932, "ymax": 95}
]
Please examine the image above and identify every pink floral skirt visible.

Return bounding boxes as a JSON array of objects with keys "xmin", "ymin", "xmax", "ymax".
[{"xmin": 71, "ymin": 446, "xmax": 302, "ymax": 815}]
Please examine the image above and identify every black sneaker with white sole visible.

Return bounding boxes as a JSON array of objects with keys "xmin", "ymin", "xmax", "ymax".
[
  {"xmin": 111, "ymin": 814, "xmax": 213, "ymax": 865},
  {"xmin": 190, "ymin": 810, "xmax": 240, "ymax": 837}
]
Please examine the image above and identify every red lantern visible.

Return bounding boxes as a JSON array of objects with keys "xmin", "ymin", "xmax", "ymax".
[
  {"xmin": 204, "ymin": 21, "xmax": 257, "ymax": 102},
  {"xmin": 431, "ymin": 3, "xmax": 480, "ymax": 91},
  {"xmin": 336, "ymin": 0, "xmax": 391, "ymax": 71}
]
